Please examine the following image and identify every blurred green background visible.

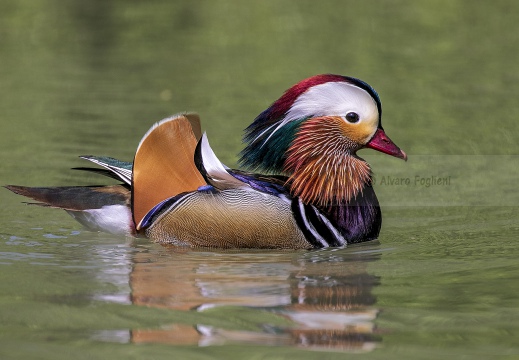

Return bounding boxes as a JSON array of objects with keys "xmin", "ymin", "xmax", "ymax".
[{"xmin": 1, "ymin": 0, "xmax": 518, "ymax": 184}]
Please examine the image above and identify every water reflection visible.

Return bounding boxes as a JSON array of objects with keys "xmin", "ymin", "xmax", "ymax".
[{"xmin": 127, "ymin": 243, "xmax": 382, "ymax": 351}]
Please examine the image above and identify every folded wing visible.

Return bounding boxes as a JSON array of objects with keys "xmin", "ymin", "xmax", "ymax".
[{"xmin": 132, "ymin": 113, "xmax": 207, "ymax": 230}]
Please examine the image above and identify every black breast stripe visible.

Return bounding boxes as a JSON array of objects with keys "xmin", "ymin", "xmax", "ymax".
[
  {"xmin": 292, "ymin": 198, "xmax": 348, "ymax": 248},
  {"xmin": 305, "ymin": 204, "xmax": 346, "ymax": 247}
]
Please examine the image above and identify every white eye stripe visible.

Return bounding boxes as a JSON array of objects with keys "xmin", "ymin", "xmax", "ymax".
[
  {"xmin": 255, "ymin": 82, "xmax": 379, "ymax": 146},
  {"xmin": 284, "ymin": 82, "xmax": 379, "ymax": 122}
]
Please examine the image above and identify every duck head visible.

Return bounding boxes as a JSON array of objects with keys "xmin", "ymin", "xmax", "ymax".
[{"xmin": 240, "ymin": 74, "xmax": 407, "ymax": 207}]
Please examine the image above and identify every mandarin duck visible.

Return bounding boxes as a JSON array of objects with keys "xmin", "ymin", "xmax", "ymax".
[{"xmin": 6, "ymin": 74, "xmax": 406, "ymax": 249}]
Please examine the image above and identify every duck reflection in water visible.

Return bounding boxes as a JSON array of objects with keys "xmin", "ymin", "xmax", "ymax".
[{"xmin": 127, "ymin": 244, "xmax": 381, "ymax": 351}]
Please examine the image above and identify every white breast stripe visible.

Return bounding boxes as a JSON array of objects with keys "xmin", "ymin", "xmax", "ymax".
[
  {"xmin": 298, "ymin": 200, "xmax": 329, "ymax": 248},
  {"xmin": 313, "ymin": 205, "xmax": 347, "ymax": 246}
]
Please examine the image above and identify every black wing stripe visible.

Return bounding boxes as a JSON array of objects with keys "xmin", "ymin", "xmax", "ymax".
[{"xmin": 139, "ymin": 192, "xmax": 193, "ymax": 229}]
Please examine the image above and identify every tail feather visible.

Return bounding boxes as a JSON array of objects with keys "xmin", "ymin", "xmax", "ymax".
[
  {"xmin": 5, "ymin": 184, "xmax": 133, "ymax": 235},
  {"xmin": 79, "ymin": 156, "xmax": 132, "ymax": 185},
  {"xmin": 132, "ymin": 114, "xmax": 207, "ymax": 229},
  {"xmin": 5, "ymin": 113, "xmax": 206, "ymax": 235},
  {"xmin": 5, "ymin": 185, "xmax": 130, "ymax": 211}
]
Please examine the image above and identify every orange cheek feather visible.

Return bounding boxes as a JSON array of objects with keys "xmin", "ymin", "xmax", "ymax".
[
  {"xmin": 284, "ymin": 117, "xmax": 372, "ymax": 206},
  {"xmin": 338, "ymin": 118, "xmax": 377, "ymax": 145}
]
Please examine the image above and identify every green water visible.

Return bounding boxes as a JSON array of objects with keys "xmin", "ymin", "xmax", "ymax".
[{"xmin": 1, "ymin": 1, "xmax": 518, "ymax": 359}]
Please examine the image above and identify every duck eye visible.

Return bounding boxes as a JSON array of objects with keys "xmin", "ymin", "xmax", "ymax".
[{"xmin": 345, "ymin": 112, "xmax": 360, "ymax": 123}]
